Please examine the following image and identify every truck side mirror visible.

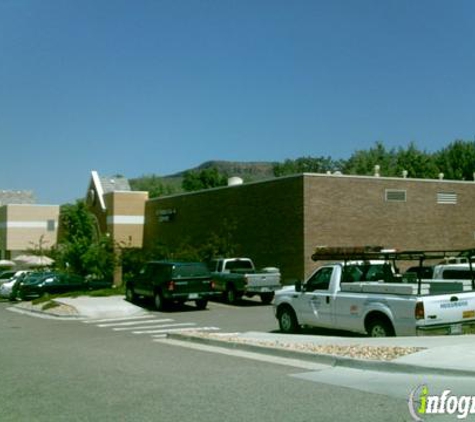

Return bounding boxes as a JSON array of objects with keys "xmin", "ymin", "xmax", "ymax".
[{"xmin": 295, "ymin": 280, "xmax": 302, "ymax": 292}]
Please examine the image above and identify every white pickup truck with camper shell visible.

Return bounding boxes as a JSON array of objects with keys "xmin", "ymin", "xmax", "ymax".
[{"xmin": 274, "ymin": 247, "xmax": 475, "ymax": 337}]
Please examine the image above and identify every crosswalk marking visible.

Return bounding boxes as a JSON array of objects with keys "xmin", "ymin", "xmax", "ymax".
[
  {"xmin": 82, "ymin": 314, "xmax": 153, "ymax": 324},
  {"xmin": 115, "ymin": 322, "xmax": 196, "ymax": 332},
  {"xmin": 97, "ymin": 318, "xmax": 172, "ymax": 328},
  {"xmin": 82, "ymin": 313, "xmax": 220, "ymax": 340}
]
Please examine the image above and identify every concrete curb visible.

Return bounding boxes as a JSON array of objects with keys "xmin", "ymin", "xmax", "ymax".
[
  {"xmin": 9, "ymin": 303, "xmax": 85, "ymax": 320},
  {"xmin": 167, "ymin": 332, "xmax": 475, "ymax": 378}
]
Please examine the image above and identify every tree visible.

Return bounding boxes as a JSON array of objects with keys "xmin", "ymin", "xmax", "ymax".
[
  {"xmin": 129, "ymin": 174, "xmax": 177, "ymax": 198},
  {"xmin": 434, "ymin": 140, "xmax": 475, "ymax": 180},
  {"xmin": 52, "ymin": 201, "xmax": 116, "ymax": 281},
  {"xmin": 273, "ymin": 156, "xmax": 344, "ymax": 177},
  {"xmin": 182, "ymin": 167, "xmax": 228, "ymax": 191}
]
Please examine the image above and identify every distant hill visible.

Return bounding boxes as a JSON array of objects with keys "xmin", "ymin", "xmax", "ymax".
[
  {"xmin": 167, "ymin": 160, "xmax": 276, "ymax": 179},
  {"xmin": 130, "ymin": 160, "xmax": 276, "ymax": 198}
]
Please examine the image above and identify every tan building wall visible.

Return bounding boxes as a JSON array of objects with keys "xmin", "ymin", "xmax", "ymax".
[
  {"xmin": 104, "ymin": 191, "xmax": 148, "ymax": 247},
  {"xmin": 144, "ymin": 174, "xmax": 475, "ymax": 283},
  {"xmin": 0, "ymin": 204, "xmax": 60, "ymax": 258}
]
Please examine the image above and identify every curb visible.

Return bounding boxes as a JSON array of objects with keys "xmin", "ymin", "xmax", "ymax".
[
  {"xmin": 8, "ymin": 303, "xmax": 85, "ymax": 320},
  {"xmin": 167, "ymin": 332, "xmax": 475, "ymax": 378}
]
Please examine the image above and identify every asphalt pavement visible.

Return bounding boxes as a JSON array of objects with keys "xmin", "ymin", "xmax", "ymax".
[{"xmin": 10, "ymin": 295, "xmax": 475, "ymax": 378}]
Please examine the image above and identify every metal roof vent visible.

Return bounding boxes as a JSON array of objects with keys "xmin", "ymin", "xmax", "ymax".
[{"xmin": 228, "ymin": 177, "xmax": 244, "ymax": 187}]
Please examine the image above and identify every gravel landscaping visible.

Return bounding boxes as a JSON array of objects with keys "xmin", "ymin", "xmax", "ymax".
[{"xmin": 184, "ymin": 332, "xmax": 425, "ymax": 361}]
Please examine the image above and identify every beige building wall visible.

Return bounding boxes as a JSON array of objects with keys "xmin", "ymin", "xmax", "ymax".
[
  {"xmin": 104, "ymin": 191, "xmax": 148, "ymax": 247},
  {"xmin": 0, "ymin": 204, "xmax": 60, "ymax": 258}
]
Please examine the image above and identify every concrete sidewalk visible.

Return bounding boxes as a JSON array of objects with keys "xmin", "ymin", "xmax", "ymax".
[{"xmin": 11, "ymin": 295, "xmax": 475, "ymax": 377}]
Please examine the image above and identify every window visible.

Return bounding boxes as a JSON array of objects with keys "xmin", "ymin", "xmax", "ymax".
[
  {"xmin": 305, "ymin": 267, "xmax": 333, "ymax": 291},
  {"xmin": 385, "ymin": 189, "xmax": 406, "ymax": 202},
  {"xmin": 47, "ymin": 220, "xmax": 56, "ymax": 231}
]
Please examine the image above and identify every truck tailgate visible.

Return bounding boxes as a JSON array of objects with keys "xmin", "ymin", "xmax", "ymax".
[
  {"xmin": 173, "ymin": 277, "xmax": 213, "ymax": 294},
  {"xmin": 246, "ymin": 273, "xmax": 280, "ymax": 288},
  {"xmin": 422, "ymin": 293, "xmax": 475, "ymax": 326}
]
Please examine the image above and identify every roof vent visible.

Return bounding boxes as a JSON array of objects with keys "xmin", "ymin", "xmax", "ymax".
[{"xmin": 228, "ymin": 177, "xmax": 243, "ymax": 187}]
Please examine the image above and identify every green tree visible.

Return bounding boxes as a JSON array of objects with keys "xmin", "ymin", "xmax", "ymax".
[
  {"xmin": 393, "ymin": 142, "xmax": 439, "ymax": 179},
  {"xmin": 273, "ymin": 156, "xmax": 344, "ymax": 177},
  {"xmin": 342, "ymin": 141, "xmax": 396, "ymax": 176},
  {"xmin": 434, "ymin": 139, "xmax": 475, "ymax": 180},
  {"xmin": 52, "ymin": 201, "xmax": 116, "ymax": 281},
  {"xmin": 130, "ymin": 174, "xmax": 177, "ymax": 198},
  {"xmin": 182, "ymin": 167, "xmax": 228, "ymax": 191}
]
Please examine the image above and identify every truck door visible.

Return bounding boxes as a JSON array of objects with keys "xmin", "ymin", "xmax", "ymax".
[{"xmin": 294, "ymin": 267, "xmax": 335, "ymax": 328}]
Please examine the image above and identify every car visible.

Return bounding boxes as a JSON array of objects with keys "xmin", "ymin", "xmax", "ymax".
[
  {"xmin": 125, "ymin": 261, "xmax": 218, "ymax": 310},
  {"xmin": 0, "ymin": 271, "xmax": 31, "ymax": 300},
  {"xmin": 16, "ymin": 272, "xmax": 89, "ymax": 300},
  {"xmin": 0, "ymin": 270, "xmax": 22, "ymax": 286}
]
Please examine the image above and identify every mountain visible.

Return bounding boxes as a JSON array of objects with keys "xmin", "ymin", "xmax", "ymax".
[{"xmin": 167, "ymin": 160, "xmax": 276, "ymax": 179}]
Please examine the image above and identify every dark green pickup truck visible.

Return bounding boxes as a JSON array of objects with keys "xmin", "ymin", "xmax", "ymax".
[{"xmin": 125, "ymin": 261, "xmax": 217, "ymax": 311}]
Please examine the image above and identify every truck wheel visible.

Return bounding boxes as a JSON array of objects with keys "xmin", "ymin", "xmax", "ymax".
[
  {"xmin": 259, "ymin": 292, "xmax": 274, "ymax": 305},
  {"xmin": 226, "ymin": 286, "xmax": 238, "ymax": 304},
  {"xmin": 367, "ymin": 318, "xmax": 394, "ymax": 337},
  {"xmin": 278, "ymin": 306, "xmax": 299, "ymax": 333},
  {"xmin": 125, "ymin": 285, "xmax": 136, "ymax": 303},
  {"xmin": 195, "ymin": 299, "xmax": 208, "ymax": 310},
  {"xmin": 154, "ymin": 291, "xmax": 167, "ymax": 311}
]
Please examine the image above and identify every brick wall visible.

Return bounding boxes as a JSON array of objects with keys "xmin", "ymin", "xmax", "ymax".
[
  {"xmin": 144, "ymin": 174, "xmax": 475, "ymax": 283},
  {"xmin": 303, "ymin": 174, "xmax": 475, "ymax": 277},
  {"xmin": 144, "ymin": 177, "xmax": 305, "ymax": 282}
]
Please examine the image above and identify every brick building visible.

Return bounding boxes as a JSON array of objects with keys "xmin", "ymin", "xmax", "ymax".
[{"xmin": 143, "ymin": 173, "xmax": 475, "ymax": 283}]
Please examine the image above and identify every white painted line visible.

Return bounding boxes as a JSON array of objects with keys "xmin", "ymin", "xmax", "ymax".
[
  {"xmin": 154, "ymin": 338, "xmax": 330, "ymax": 370},
  {"xmin": 82, "ymin": 314, "xmax": 153, "ymax": 324},
  {"xmin": 115, "ymin": 322, "xmax": 196, "ymax": 332},
  {"xmin": 97, "ymin": 318, "xmax": 173, "ymax": 328}
]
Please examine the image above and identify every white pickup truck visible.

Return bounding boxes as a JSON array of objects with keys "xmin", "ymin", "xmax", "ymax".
[
  {"xmin": 208, "ymin": 258, "xmax": 281, "ymax": 304},
  {"xmin": 274, "ymin": 248, "xmax": 475, "ymax": 337}
]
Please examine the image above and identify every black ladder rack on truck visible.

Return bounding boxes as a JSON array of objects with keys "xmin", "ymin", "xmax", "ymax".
[{"xmin": 310, "ymin": 246, "xmax": 475, "ymax": 294}]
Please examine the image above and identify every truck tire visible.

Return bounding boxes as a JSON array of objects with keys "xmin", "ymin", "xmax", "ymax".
[
  {"xmin": 367, "ymin": 317, "xmax": 394, "ymax": 337},
  {"xmin": 259, "ymin": 292, "xmax": 274, "ymax": 305},
  {"xmin": 195, "ymin": 299, "xmax": 208, "ymax": 310},
  {"xmin": 154, "ymin": 291, "xmax": 167, "ymax": 311},
  {"xmin": 125, "ymin": 285, "xmax": 136, "ymax": 303},
  {"xmin": 278, "ymin": 306, "xmax": 300, "ymax": 333},
  {"xmin": 226, "ymin": 285, "xmax": 238, "ymax": 304}
]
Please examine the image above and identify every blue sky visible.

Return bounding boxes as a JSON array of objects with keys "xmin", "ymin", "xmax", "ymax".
[{"xmin": 1, "ymin": 0, "xmax": 474, "ymax": 204}]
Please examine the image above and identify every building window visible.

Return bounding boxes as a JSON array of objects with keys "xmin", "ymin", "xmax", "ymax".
[
  {"xmin": 385, "ymin": 189, "xmax": 406, "ymax": 202},
  {"xmin": 47, "ymin": 220, "xmax": 56, "ymax": 231},
  {"xmin": 437, "ymin": 192, "xmax": 457, "ymax": 205}
]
